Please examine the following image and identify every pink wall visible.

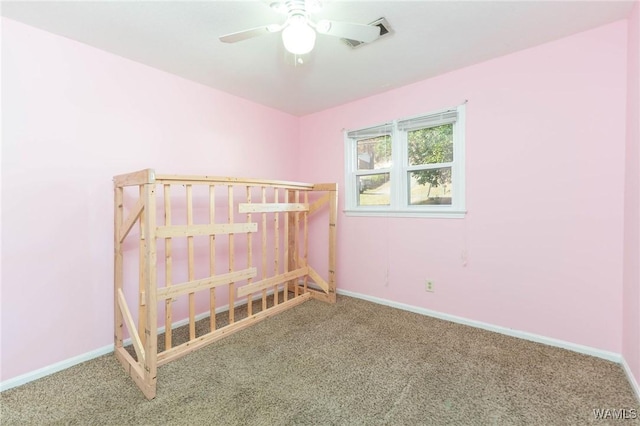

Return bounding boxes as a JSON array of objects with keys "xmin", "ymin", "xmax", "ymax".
[
  {"xmin": 299, "ymin": 21, "xmax": 628, "ymax": 353},
  {"xmin": 623, "ymin": 1, "xmax": 640, "ymax": 389},
  {"xmin": 1, "ymin": 18, "xmax": 299, "ymax": 381},
  {"xmin": 2, "ymin": 13, "xmax": 637, "ymax": 388}
]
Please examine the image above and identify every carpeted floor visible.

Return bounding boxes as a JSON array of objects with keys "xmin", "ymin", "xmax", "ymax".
[{"xmin": 1, "ymin": 295, "xmax": 638, "ymax": 425}]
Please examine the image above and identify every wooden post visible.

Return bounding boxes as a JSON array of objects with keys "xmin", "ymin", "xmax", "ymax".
[
  {"xmin": 138, "ymin": 185, "xmax": 147, "ymax": 345},
  {"xmin": 303, "ymin": 191, "xmax": 309, "ymax": 294},
  {"xmin": 328, "ymin": 185, "xmax": 338, "ymax": 303},
  {"xmin": 246, "ymin": 186, "xmax": 253, "ymax": 316},
  {"xmin": 209, "ymin": 185, "xmax": 216, "ymax": 331},
  {"xmin": 186, "ymin": 185, "xmax": 196, "ymax": 340},
  {"xmin": 228, "ymin": 185, "xmax": 235, "ymax": 323},
  {"xmin": 290, "ymin": 190, "xmax": 299, "ymax": 296},
  {"xmin": 114, "ymin": 185, "xmax": 124, "ymax": 349},
  {"xmin": 283, "ymin": 189, "xmax": 289, "ymax": 302},
  {"xmin": 164, "ymin": 184, "xmax": 173, "ymax": 349},
  {"xmin": 261, "ymin": 187, "xmax": 267, "ymax": 311},
  {"xmin": 273, "ymin": 188, "xmax": 279, "ymax": 306},
  {"xmin": 143, "ymin": 182, "xmax": 158, "ymax": 399}
]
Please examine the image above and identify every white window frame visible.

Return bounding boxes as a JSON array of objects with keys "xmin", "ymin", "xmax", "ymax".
[{"xmin": 344, "ymin": 104, "xmax": 466, "ymax": 218}]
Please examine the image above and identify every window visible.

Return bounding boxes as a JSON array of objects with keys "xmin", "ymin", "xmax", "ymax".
[{"xmin": 344, "ymin": 104, "xmax": 466, "ymax": 217}]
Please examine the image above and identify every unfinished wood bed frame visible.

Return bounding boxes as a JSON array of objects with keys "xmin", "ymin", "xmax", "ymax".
[{"xmin": 113, "ymin": 169, "xmax": 337, "ymax": 399}]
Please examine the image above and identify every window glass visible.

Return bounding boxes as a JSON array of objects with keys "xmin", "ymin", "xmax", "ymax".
[
  {"xmin": 357, "ymin": 135, "xmax": 392, "ymax": 170},
  {"xmin": 357, "ymin": 173, "xmax": 391, "ymax": 206},
  {"xmin": 407, "ymin": 124, "xmax": 453, "ymax": 166},
  {"xmin": 408, "ymin": 168, "xmax": 452, "ymax": 205}
]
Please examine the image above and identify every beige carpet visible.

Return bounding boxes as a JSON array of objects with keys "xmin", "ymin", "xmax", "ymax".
[{"xmin": 1, "ymin": 295, "xmax": 638, "ymax": 425}]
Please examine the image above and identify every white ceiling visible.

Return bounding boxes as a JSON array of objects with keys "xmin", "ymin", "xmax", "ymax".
[{"xmin": 2, "ymin": 1, "xmax": 636, "ymax": 116}]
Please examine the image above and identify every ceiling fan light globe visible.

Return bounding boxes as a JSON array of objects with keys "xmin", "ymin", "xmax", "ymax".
[{"xmin": 282, "ymin": 21, "xmax": 316, "ymax": 55}]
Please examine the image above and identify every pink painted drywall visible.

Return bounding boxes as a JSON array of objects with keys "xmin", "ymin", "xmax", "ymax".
[
  {"xmin": 1, "ymin": 12, "xmax": 636, "ymax": 390},
  {"xmin": 1, "ymin": 18, "xmax": 299, "ymax": 382},
  {"xmin": 299, "ymin": 21, "xmax": 628, "ymax": 353},
  {"xmin": 623, "ymin": 1, "xmax": 640, "ymax": 390}
]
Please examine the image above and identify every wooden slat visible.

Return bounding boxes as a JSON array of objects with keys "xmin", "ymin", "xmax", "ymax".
[
  {"xmin": 273, "ymin": 188, "xmax": 279, "ymax": 306},
  {"xmin": 328, "ymin": 187, "xmax": 338, "ymax": 302},
  {"xmin": 307, "ymin": 266, "xmax": 329, "ymax": 293},
  {"xmin": 303, "ymin": 191, "xmax": 309, "ymax": 293},
  {"xmin": 228, "ymin": 185, "xmax": 235, "ymax": 324},
  {"xmin": 308, "ymin": 193, "xmax": 330, "ymax": 216},
  {"xmin": 238, "ymin": 203, "xmax": 308, "ymax": 213},
  {"xmin": 114, "ymin": 186, "xmax": 124, "ymax": 349},
  {"xmin": 117, "ymin": 289, "xmax": 146, "ymax": 364},
  {"xmin": 156, "ymin": 223, "xmax": 257, "ymax": 238},
  {"xmin": 261, "ymin": 187, "xmax": 268, "ymax": 311},
  {"xmin": 163, "ymin": 184, "xmax": 173, "ymax": 350},
  {"xmin": 155, "ymin": 174, "xmax": 313, "ymax": 189},
  {"xmin": 246, "ymin": 186, "xmax": 253, "ymax": 317},
  {"xmin": 143, "ymin": 183, "xmax": 158, "ymax": 392},
  {"xmin": 157, "ymin": 268, "xmax": 257, "ymax": 300},
  {"xmin": 157, "ymin": 293, "xmax": 311, "ymax": 367},
  {"xmin": 238, "ymin": 267, "xmax": 309, "ymax": 298},
  {"xmin": 138, "ymin": 185, "xmax": 147, "ymax": 345},
  {"xmin": 283, "ymin": 190, "xmax": 290, "ymax": 302},
  {"xmin": 187, "ymin": 185, "xmax": 196, "ymax": 340},
  {"xmin": 119, "ymin": 197, "xmax": 144, "ymax": 243},
  {"xmin": 293, "ymin": 191, "xmax": 300, "ymax": 297},
  {"xmin": 113, "ymin": 169, "xmax": 155, "ymax": 187},
  {"xmin": 209, "ymin": 185, "xmax": 216, "ymax": 332}
]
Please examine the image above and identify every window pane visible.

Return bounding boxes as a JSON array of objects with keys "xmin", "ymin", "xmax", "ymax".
[
  {"xmin": 409, "ymin": 168, "xmax": 452, "ymax": 205},
  {"xmin": 408, "ymin": 124, "xmax": 453, "ymax": 166},
  {"xmin": 358, "ymin": 173, "xmax": 391, "ymax": 206},
  {"xmin": 357, "ymin": 135, "xmax": 392, "ymax": 170}
]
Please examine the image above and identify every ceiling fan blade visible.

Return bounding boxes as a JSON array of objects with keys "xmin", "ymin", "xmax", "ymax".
[
  {"xmin": 219, "ymin": 25, "xmax": 280, "ymax": 43},
  {"xmin": 316, "ymin": 20, "xmax": 380, "ymax": 43}
]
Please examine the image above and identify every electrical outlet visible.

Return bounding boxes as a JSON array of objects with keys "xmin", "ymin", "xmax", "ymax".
[{"xmin": 425, "ymin": 280, "xmax": 434, "ymax": 292}]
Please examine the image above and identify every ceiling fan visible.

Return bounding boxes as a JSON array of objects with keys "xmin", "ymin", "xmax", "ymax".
[{"xmin": 219, "ymin": 0, "xmax": 381, "ymax": 55}]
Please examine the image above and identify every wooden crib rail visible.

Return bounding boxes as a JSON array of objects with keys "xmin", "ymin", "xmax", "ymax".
[
  {"xmin": 113, "ymin": 169, "xmax": 337, "ymax": 399},
  {"xmin": 113, "ymin": 169, "xmax": 317, "ymax": 189}
]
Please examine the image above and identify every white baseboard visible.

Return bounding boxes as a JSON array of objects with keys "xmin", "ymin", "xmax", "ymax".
[
  {"xmin": 0, "ymin": 344, "xmax": 115, "ymax": 392},
  {"xmin": 337, "ymin": 289, "xmax": 622, "ymax": 363},
  {"xmin": 0, "ymin": 290, "xmax": 275, "ymax": 393},
  {"xmin": 621, "ymin": 357, "xmax": 640, "ymax": 402}
]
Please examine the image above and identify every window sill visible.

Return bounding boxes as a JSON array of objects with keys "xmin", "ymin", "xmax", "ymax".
[{"xmin": 343, "ymin": 209, "xmax": 466, "ymax": 219}]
